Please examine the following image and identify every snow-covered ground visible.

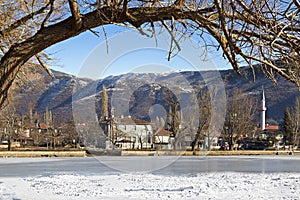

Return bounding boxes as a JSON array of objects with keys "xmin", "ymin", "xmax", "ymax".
[{"xmin": 1, "ymin": 172, "xmax": 299, "ymax": 200}]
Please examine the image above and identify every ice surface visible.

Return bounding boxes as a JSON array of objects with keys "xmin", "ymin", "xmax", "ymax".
[
  {"xmin": 1, "ymin": 172, "xmax": 299, "ymax": 200},
  {"xmin": 1, "ymin": 156, "xmax": 300, "ymax": 199}
]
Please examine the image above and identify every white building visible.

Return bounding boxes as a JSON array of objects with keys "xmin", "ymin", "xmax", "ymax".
[
  {"xmin": 203, "ymin": 135, "xmax": 220, "ymax": 150},
  {"xmin": 153, "ymin": 128, "xmax": 172, "ymax": 150},
  {"xmin": 106, "ymin": 117, "xmax": 153, "ymax": 150}
]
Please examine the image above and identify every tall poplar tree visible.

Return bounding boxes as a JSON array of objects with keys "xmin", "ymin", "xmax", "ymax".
[
  {"xmin": 191, "ymin": 90, "xmax": 211, "ymax": 151},
  {"xmin": 101, "ymin": 85, "xmax": 108, "ymax": 121}
]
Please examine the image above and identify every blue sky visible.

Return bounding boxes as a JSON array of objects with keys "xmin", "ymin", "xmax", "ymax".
[{"xmin": 46, "ymin": 25, "xmax": 231, "ymax": 79}]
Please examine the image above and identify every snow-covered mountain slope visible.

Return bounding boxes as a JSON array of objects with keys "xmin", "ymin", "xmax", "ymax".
[{"xmin": 12, "ymin": 67, "xmax": 299, "ymax": 125}]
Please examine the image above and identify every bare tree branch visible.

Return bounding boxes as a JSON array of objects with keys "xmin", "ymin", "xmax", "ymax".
[
  {"xmin": 35, "ymin": 54, "xmax": 54, "ymax": 78},
  {"xmin": 1, "ymin": 0, "xmax": 300, "ymax": 108},
  {"xmin": 68, "ymin": 0, "xmax": 83, "ymax": 29},
  {"xmin": 0, "ymin": 3, "xmax": 51, "ymax": 37}
]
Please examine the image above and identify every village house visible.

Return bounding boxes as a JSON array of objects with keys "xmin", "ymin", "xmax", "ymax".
[
  {"xmin": 106, "ymin": 116, "xmax": 153, "ymax": 150},
  {"xmin": 153, "ymin": 128, "xmax": 172, "ymax": 150},
  {"xmin": 255, "ymin": 124, "xmax": 281, "ymax": 147}
]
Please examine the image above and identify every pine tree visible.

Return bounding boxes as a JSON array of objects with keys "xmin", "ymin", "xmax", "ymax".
[
  {"xmin": 101, "ymin": 85, "xmax": 108, "ymax": 121},
  {"xmin": 283, "ymin": 107, "xmax": 294, "ymax": 145}
]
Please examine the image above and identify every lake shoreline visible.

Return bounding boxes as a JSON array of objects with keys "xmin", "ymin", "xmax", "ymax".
[{"xmin": 0, "ymin": 149, "xmax": 299, "ymax": 157}]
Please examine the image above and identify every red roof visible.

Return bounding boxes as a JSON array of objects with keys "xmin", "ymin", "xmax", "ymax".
[
  {"xmin": 265, "ymin": 125, "xmax": 279, "ymax": 131},
  {"xmin": 257, "ymin": 124, "xmax": 279, "ymax": 132},
  {"xmin": 39, "ymin": 123, "xmax": 50, "ymax": 129},
  {"xmin": 155, "ymin": 128, "xmax": 171, "ymax": 136}
]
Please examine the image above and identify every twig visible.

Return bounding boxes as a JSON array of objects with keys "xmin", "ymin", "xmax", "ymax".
[
  {"xmin": 35, "ymin": 54, "xmax": 55, "ymax": 78},
  {"xmin": 161, "ymin": 20, "xmax": 181, "ymax": 61}
]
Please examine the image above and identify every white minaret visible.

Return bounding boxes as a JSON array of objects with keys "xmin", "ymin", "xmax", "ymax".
[{"xmin": 261, "ymin": 86, "xmax": 267, "ymax": 132}]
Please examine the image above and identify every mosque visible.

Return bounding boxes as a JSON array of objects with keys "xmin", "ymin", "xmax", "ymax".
[{"xmin": 257, "ymin": 87, "xmax": 280, "ymax": 144}]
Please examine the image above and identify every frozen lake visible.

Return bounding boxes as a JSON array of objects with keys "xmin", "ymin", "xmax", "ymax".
[
  {"xmin": 1, "ymin": 155, "xmax": 300, "ymax": 177},
  {"xmin": 0, "ymin": 156, "xmax": 300, "ymax": 199}
]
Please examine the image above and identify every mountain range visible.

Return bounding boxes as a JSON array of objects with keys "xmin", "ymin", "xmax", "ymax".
[{"xmin": 11, "ymin": 66, "xmax": 300, "ymax": 126}]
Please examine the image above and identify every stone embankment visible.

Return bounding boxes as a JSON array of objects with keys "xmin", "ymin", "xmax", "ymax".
[
  {"xmin": 0, "ymin": 150, "xmax": 86, "ymax": 157},
  {"xmin": 89, "ymin": 149, "xmax": 300, "ymax": 156},
  {"xmin": 0, "ymin": 149, "xmax": 299, "ymax": 157}
]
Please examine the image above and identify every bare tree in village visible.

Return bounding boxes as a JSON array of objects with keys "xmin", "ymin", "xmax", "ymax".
[
  {"xmin": 283, "ymin": 96, "xmax": 300, "ymax": 149},
  {"xmin": 165, "ymin": 93, "xmax": 181, "ymax": 150},
  {"xmin": 44, "ymin": 107, "xmax": 58, "ymax": 148},
  {"xmin": 191, "ymin": 89, "xmax": 211, "ymax": 152},
  {"xmin": 0, "ymin": 0, "xmax": 300, "ymax": 109},
  {"xmin": 292, "ymin": 96, "xmax": 300, "ymax": 148},
  {"xmin": 180, "ymin": 94, "xmax": 199, "ymax": 149},
  {"xmin": 222, "ymin": 89, "xmax": 257, "ymax": 150},
  {"xmin": 0, "ymin": 103, "xmax": 20, "ymax": 150}
]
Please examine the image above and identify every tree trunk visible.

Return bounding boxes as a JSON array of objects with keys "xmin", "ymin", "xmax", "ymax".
[
  {"xmin": 7, "ymin": 139, "xmax": 11, "ymax": 151},
  {"xmin": 192, "ymin": 132, "xmax": 201, "ymax": 153}
]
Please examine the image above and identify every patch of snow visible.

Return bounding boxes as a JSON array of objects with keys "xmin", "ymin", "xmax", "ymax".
[
  {"xmin": 77, "ymin": 80, "xmax": 89, "ymax": 87},
  {"xmin": 107, "ymin": 88, "xmax": 125, "ymax": 92},
  {"xmin": 73, "ymin": 94, "xmax": 97, "ymax": 103},
  {"xmin": 0, "ymin": 172, "xmax": 299, "ymax": 200},
  {"xmin": 48, "ymin": 79, "xmax": 60, "ymax": 87}
]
